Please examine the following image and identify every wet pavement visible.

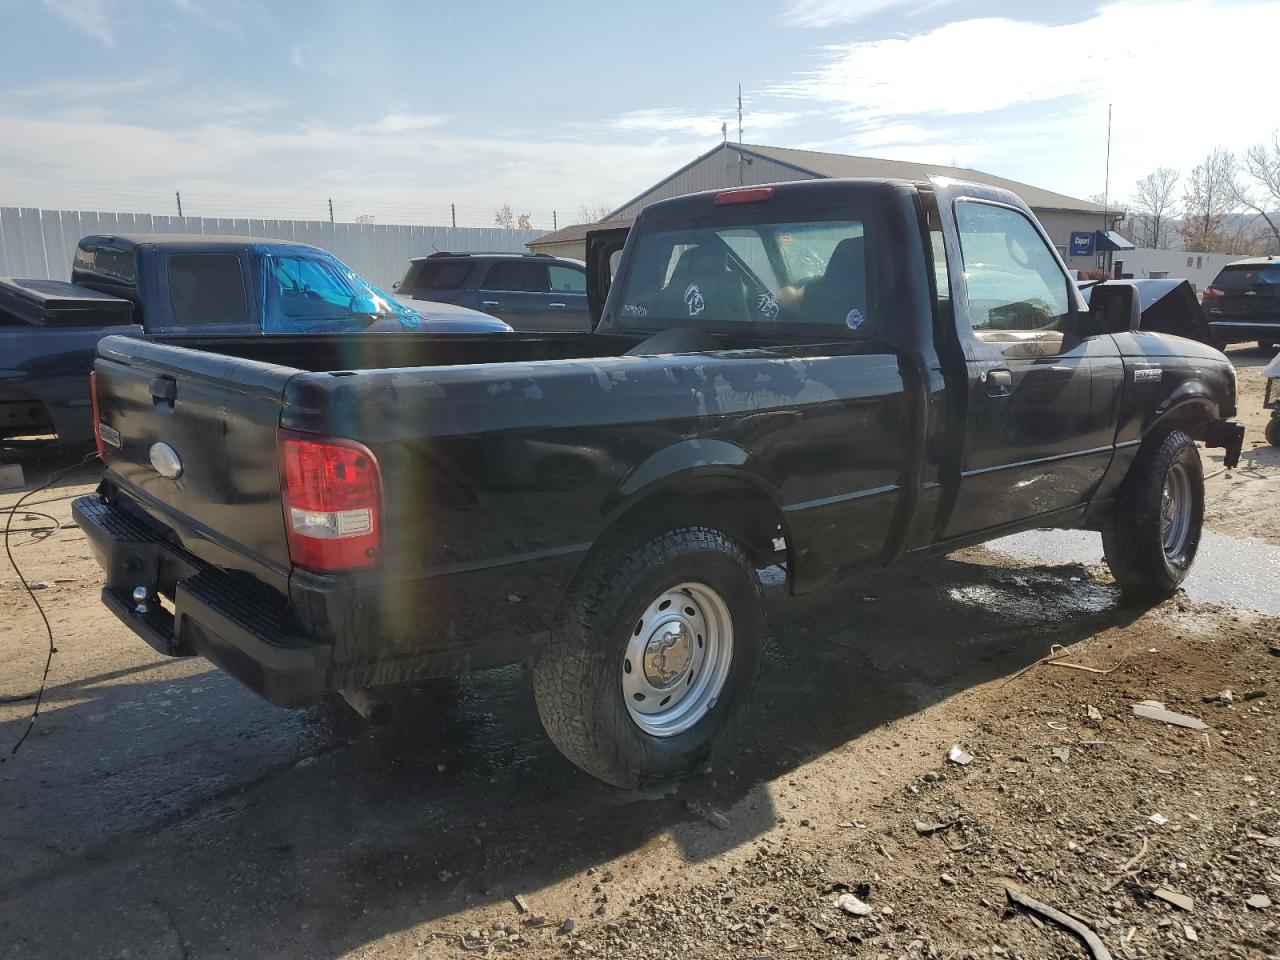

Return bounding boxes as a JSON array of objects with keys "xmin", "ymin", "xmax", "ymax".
[{"xmin": 2, "ymin": 523, "xmax": 1278, "ymax": 957}]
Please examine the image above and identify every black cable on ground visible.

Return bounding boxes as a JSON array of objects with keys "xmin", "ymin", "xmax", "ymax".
[{"xmin": 3, "ymin": 453, "xmax": 97, "ymax": 757}]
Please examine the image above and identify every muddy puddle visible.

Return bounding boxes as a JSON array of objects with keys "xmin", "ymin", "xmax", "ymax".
[{"xmin": 985, "ymin": 527, "xmax": 1280, "ymax": 615}]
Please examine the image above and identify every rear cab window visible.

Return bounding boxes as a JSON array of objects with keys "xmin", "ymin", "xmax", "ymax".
[
  {"xmin": 615, "ymin": 217, "xmax": 871, "ymax": 335},
  {"xmin": 166, "ymin": 253, "xmax": 249, "ymax": 327}
]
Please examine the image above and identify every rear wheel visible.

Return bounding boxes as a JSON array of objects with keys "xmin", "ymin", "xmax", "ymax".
[
  {"xmin": 1102, "ymin": 429, "xmax": 1204, "ymax": 598},
  {"xmin": 532, "ymin": 523, "xmax": 764, "ymax": 788}
]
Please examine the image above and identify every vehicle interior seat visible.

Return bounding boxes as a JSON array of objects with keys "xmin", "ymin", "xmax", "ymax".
[
  {"xmin": 800, "ymin": 236, "xmax": 866, "ymax": 327},
  {"xmin": 659, "ymin": 245, "xmax": 749, "ymax": 322}
]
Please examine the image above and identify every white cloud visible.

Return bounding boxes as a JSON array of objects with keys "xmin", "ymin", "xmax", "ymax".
[
  {"xmin": 609, "ymin": 108, "xmax": 799, "ymax": 138},
  {"xmin": 360, "ymin": 113, "xmax": 452, "ymax": 134},
  {"xmin": 774, "ymin": 0, "xmax": 1280, "ymax": 199},
  {"xmin": 42, "ymin": 0, "xmax": 114, "ymax": 47},
  {"xmin": 0, "ymin": 111, "xmax": 704, "ymax": 224},
  {"xmin": 779, "ymin": 0, "xmax": 958, "ymax": 27}
]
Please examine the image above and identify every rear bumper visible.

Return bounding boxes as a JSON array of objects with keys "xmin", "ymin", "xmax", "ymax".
[
  {"xmin": 73, "ymin": 493, "xmax": 330, "ymax": 707},
  {"xmin": 1207, "ymin": 319, "xmax": 1280, "ymax": 342}
]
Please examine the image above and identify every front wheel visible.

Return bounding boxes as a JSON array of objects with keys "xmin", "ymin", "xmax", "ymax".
[
  {"xmin": 1102, "ymin": 429, "xmax": 1204, "ymax": 598},
  {"xmin": 532, "ymin": 524, "xmax": 764, "ymax": 788}
]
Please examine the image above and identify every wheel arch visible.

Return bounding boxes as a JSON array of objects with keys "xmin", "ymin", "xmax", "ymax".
[
  {"xmin": 597, "ymin": 441, "xmax": 791, "ymax": 572},
  {"xmin": 1142, "ymin": 386, "xmax": 1220, "ymax": 444}
]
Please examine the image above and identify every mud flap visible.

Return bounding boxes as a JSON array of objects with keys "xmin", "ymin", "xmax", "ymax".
[{"xmin": 1201, "ymin": 419, "xmax": 1245, "ymax": 469}]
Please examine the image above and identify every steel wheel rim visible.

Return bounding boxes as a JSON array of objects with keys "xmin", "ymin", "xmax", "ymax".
[
  {"xmin": 622, "ymin": 581, "xmax": 733, "ymax": 738},
  {"xmin": 1161, "ymin": 461, "xmax": 1192, "ymax": 559}
]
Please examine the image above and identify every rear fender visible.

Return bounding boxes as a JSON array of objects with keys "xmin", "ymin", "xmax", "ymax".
[{"xmin": 598, "ymin": 439, "xmax": 790, "ymax": 567}]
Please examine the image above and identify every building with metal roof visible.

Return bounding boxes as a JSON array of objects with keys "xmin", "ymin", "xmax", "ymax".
[{"xmin": 530, "ymin": 142, "xmax": 1126, "ymax": 272}]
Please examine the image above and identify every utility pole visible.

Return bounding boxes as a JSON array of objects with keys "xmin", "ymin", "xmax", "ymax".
[
  {"xmin": 451, "ymin": 203, "xmax": 456, "ymax": 228},
  {"xmin": 1103, "ymin": 103, "xmax": 1112, "ymax": 275},
  {"xmin": 737, "ymin": 83, "xmax": 745, "ymax": 185},
  {"xmin": 553, "ymin": 210, "xmax": 557, "ymax": 230},
  {"xmin": 175, "ymin": 191, "xmax": 183, "ymax": 218},
  {"xmin": 328, "ymin": 198, "xmax": 334, "ymax": 224}
]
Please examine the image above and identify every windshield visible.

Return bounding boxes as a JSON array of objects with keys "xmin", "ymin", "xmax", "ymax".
[
  {"xmin": 261, "ymin": 252, "xmax": 420, "ymax": 332},
  {"xmin": 615, "ymin": 218, "xmax": 870, "ymax": 334}
]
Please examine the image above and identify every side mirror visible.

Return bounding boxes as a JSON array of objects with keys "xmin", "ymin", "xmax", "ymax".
[
  {"xmin": 1087, "ymin": 281, "xmax": 1141, "ymax": 334},
  {"xmin": 349, "ymin": 295, "xmax": 378, "ymax": 316}
]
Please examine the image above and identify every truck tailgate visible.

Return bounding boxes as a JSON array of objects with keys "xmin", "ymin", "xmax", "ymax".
[{"xmin": 93, "ymin": 336, "xmax": 298, "ymax": 591}]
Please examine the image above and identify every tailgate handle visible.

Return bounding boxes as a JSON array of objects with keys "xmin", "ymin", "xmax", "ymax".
[{"xmin": 150, "ymin": 376, "xmax": 177, "ymax": 407}]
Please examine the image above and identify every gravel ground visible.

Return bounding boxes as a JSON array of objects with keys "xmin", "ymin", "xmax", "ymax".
[{"xmin": 0, "ymin": 344, "xmax": 1278, "ymax": 960}]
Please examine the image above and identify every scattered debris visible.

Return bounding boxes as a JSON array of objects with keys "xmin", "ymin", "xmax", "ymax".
[
  {"xmin": 1004, "ymin": 884, "xmax": 1114, "ymax": 960},
  {"xmin": 28, "ymin": 582, "xmax": 48, "ymax": 591},
  {"xmin": 1051, "ymin": 746, "xmax": 1071, "ymax": 763},
  {"xmin": 914, "ymin": 818, "xmax": 957, "ymax": 836},
  {"xmin": 512, "ymin": 894, "xmax": 530, "ymax": 914},
  {"xmin": 1131, "ymin": 700, "xmax": 1208, "ymax": 730},
  {"xmin": 684, "ymin": 799, "xmax": 731, "ymax": 830},
  {"xmin": 947, "ymin": 745, "xmax": 973, "ymax": 765},
  {"xmin": 558, "ymin": 918, "xmax": 575, "ymax": 935},
  {"xmin": 1184, "ymin": 924, "xmax": 1198, "ymax": 941},
  {"xmin": 1203, "ymin": 689, "xmax": 1233, "ymax": 705},
  {"xmin": 1153, "ymin": 887, "xmax": 1194, "ymax": 911},
  {"xmin": 1242, "ymin": 689, "xmax": 1267, "ymax": 701},
  {"xmin": 1148, "ymin": 812, "xmax": 1169, "ymax": 826},
  {"xmin": 1246, "ymin": 894, "xmax": 1272, "ymax": 909},
  {"xmin": 1046, "ymin": 657, "xmax": 1123, "ymax": 675},
  {"xmin": 834, "ymin": 892, "xmax": 873, "ymax": 916},
  {"xmin": 1086, "ymin": 704, "xmax": 1102, "ymax": 721},
  {"xmin": 506, "ymin": 593, "xmax": 524, "ymax": 603},
  {"xmin": 1104, "ymin": 836, "xmax": 1150, "ymax": 890}
]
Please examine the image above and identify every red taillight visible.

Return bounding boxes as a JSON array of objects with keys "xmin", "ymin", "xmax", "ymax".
[
  {"xmin": 279, "ymin": 430, "xmax": 382, "ymax": 572},
  {"xmin": 89, "ymin": 370, "xmax": 105, "ymax": 462},
  {"xmin": 1203, "ymin": 286, "xmax": 1225, "ymax": 299},
  {"xmin": 714, "ymin": 187, "xmax": 773, "ymax": 205}
]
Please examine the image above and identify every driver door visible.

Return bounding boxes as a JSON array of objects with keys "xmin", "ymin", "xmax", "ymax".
[{"xmin": 936, "ymin": 189, "xmax": 1122, "ymax": 539}]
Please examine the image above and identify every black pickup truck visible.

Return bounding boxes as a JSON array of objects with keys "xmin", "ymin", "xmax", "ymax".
[{"xmin": 75, "ymin": 177, "xmax": 1243, "ymax": 788}]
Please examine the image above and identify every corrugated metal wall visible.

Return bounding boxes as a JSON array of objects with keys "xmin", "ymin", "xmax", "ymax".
[
  {"xmin": 609, "ymin": 146, "xmax": 818, "ymax": 220},
  {"xmin": 0, "ymin": 208, "xmax": 545, "ymax": 289}
]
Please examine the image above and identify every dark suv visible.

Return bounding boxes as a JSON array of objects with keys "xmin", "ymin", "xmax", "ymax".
[
  {"xmin": 1202, "ymin": 256, "xmax": 1280, "ymax": 349},
  {"xmin": 395, "ymin": 252, "xmax": 589, "ymax": 331}
]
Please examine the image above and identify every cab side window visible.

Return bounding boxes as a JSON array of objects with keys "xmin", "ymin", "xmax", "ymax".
[{"xmin": 955, "ymin": 202, "xmax": 1072, "ymax": 358}]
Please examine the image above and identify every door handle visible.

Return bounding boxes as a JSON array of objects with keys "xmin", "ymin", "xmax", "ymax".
[
  {"xmin": 983, "ymin": 368, "xmax": 1013, "ymax": 397},
  {"xmin": 481, "ymin": 300, "xmax": 500, "ymax": 307},
  {"xmin": 548, "ymin": 302, "xmax": 566, "ymax": 309}
]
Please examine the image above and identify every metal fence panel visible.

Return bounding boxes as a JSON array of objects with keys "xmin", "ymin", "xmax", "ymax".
[{"xmin": 0, "ymin": 207, "xmax": 545, "ymax": 288}]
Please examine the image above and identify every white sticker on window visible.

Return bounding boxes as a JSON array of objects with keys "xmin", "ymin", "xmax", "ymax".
[
  {"xmin": 846, "ymin": 308, "xmax": 864, "ymax": 330},
  {"xmin": 756, "ymin": 291, "xmax": 779, "ymax": 320},
  {"xmin": 684, "ymin": 283, "xmax": 705, "ymax": 317}
]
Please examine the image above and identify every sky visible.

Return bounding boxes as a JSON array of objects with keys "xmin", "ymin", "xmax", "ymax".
[{"xmin": 1, "ymin": 0, "xmax": 1277, "ymax": 228}]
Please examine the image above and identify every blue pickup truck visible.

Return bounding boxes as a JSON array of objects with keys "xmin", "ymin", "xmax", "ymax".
[{"xmin": 0, "ymin": 234, "xmax": 510, "ymax": 447}]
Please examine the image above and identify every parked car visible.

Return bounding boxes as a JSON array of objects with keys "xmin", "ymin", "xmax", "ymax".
[
  {"xmin": 1201, "ymin": 255, "xmax": 1280, "ymax": 349},
  {"xmin": 395, "ymin": 251, "xmax": 589, "ymax": 331},
  {"xmin": 76, "ymin": 177, "xmax": 1243, "ymax": 789},
  {"xmin": 0, "ymin": 234, "xmax": 510, "ymax": 447}
]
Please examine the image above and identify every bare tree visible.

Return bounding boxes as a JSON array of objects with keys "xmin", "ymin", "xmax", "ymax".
[
  {"xmin": 1129, "ymin": 167, "xmax": 1179, "ymax": 248},
  {"xmin": 1180, "ymin": 149, "xmax": 1237, "ymax": 252},
  {"xmin": 576, "ymin": 202, "xmax": 614, "ymax": 224},
  {"xmin": 494, "ymin": 203, "xmax": 515, "ymax": 229},
  {"xmin": 1232, "ymin": 130, "xmax": 1280, "ymax": 249},
  {"xmin": 517, "ymin": 213, "xmax": 533, "ymax": 231}
]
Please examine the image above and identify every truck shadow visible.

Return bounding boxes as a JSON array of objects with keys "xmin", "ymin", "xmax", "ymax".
[{"xmin": 0, "ymin": 538, "xmax": 1153, "ymax": 957}]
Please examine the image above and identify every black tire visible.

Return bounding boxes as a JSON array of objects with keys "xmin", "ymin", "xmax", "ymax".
[
  {"xmin": 1266, "ymin": 417, "xmax": 1280, "ymax": 448},
  {"xmin": 1102, "ymin": 428, "xmax": 1204, "ymax": 599},
  {"xmin": 532, "ymin": 524, "xmax": 764, "ymax": 788}
]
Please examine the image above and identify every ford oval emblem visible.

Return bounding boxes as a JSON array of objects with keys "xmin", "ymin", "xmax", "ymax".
[{"xmin": 149, "ymin": 442, "xmax": 183, "ymax": 480}]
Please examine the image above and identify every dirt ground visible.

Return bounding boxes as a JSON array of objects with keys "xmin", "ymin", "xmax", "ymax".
[{"xmin": 1, "ymin": 344, "xmax": 1278, "ymax": 960}]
